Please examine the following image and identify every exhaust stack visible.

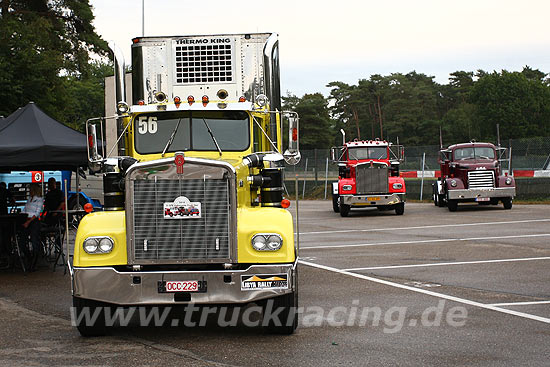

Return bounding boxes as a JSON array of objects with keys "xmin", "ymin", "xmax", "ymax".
[{"xmin": 109, "ymin": 41, "xmax": 127, "ymax": 155}]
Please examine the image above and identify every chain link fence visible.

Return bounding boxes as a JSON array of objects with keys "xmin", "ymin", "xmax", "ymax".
[
  {"xmin": 287, "ymin": 136, "xmax": 550, "ymax": 177},
  {"xmin": 284, "ymin": 137, "xmax": 550, "ymax": 200}
]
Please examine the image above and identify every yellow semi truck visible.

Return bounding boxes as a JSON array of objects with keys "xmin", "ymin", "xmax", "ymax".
[{"xmin": 70, "ymin": 33, "xmax": 300, "ymax": 336}]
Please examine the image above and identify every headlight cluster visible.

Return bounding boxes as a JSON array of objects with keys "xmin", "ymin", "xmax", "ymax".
[
  {"xmin": 342, "ymin": 185, "xmax": 352, "ymax": 191},
  {"xmin": 505, "ymin": 177, "xmax": 512, "ymax": 185},
  {"xmin": 252, "ymin": 234, "xmax": 283, "ymax": 251},
  {"xmin": 392, "ymin": 183, "xmax": 403, "ymax": 190},
  {"xmin": 450, "ymin": 179, "xmax": 457, "ymax": 187},
  {"xmin": 83, "ymin": 236, "xmax": 114, "ymax": 254}
]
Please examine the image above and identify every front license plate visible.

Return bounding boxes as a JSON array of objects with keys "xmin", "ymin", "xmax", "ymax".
[
  {"xmin": 367, "ymin": 197, "xmax": 380, "ymax": 201},
  {"xmin": 476, "ymin": 197, "xmax": 490, "ymax": 202},
  {"xmin": 165, "ymin": 280, "xmax": 199, "ymax": 292}
]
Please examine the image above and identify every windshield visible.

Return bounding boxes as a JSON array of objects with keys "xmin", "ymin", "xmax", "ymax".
[
  {"xmin": 348, "ymin": 147, "xmax": 388, "ymax": 160},
  {"xmin": 453, "ymin": 147, "xmax": 495, "ymax": 161},
  {"xmin": 134, "ymin": 111, "xmax": 250, "ymax": 154}
]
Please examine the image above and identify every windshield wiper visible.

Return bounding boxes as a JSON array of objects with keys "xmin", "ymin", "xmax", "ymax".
[
  {"xmin": 202, "ymin": 118, "xmax": 222, "ymax": 156},
  {"xmin": 162, "ymin": 118, "xmax": 182, "ymax": 157}
]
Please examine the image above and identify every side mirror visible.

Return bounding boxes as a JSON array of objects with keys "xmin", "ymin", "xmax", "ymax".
[
  {"xmin": 330, "ymin": 146, "xmax": 344, "ymax": 163},
  {"xmin": 87, "ymin": 124, "xmax": 102, "ymax": 163},
  {"xmin": 283, "ymin": 113, "xmax": 301, "ymax": 165},
  {"xmin": 86, "ymin": 119, "xmax": 105, "ymax": 174}
]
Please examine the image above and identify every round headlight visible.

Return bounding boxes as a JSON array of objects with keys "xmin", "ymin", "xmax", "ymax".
[
  {"xmin": 505, "ymin": 177, "xmax": 512, "ymax": 185},
  {"xmin": 266, "ymin": 235, "xmax": 282, "ymax": 251},
  {"xmin": 155, "ymin": 91, "xmax": 167, "ymax": 102},
  {"xmin": 83, "ymin": 238, "xmax": 98, "ymax": 254},
  {"xmin": 117, "ymin": 101, "xmax": 129, "ymax": 114},
  {"xmin": 256, "ymin": 94, "xmax": 269, "ymax": 107},
  {"xmin": 450, "ymin": 180, "xmax": 457, "ymax": 187},
  {"xmin": 252, "ymin": 235, "xmax": 267, "ymax": 251},
  {"xmin": 99, "ymin": 238, "xmax": 114, "ymax": 253},
  {"xmin": 392, "ymin": 183, "xmax": 403, "ymax": 190},
  {"xmin": 342, "ymin": 185, "xmax": 352, "ymax": 191},
  {"xmin": 217, "ymin": 89, "xmax": 228, "ymax": 100}
]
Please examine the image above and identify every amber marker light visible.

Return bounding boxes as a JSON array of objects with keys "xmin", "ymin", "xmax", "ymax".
[
  {"xmin": 281, "ymin": 199, "xmax": 291, "ymax": 208},
  {"xmin": 138, "ymin": 100, "xmax": 145, "ymax": 106},
  {"xmin": 202, "ymin": 95, "xmax": 209, "ymax": 107},
  {"xmin": 187, "ymin": 95, "xmax": 195, "ymax": 105},
  {"xmin": 84, "ymin": 203, "xmax": 93, "ymax": 213},
  {"xmin": 174, "ymin": 96, "xmax": 181, "ymax": 108},
  {"xmin": 239, "ymin": 96, "xmax": 246, "ymax": 102}
]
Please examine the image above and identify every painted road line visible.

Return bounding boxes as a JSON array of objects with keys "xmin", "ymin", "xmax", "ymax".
[
  {"xmin": 301, "ymin": 233, "xmax": 550, "ymax": 250},
  {"xmin": 299, "ymin": 218, "xmax": 550, "ymax": 236},
  {"xmin": 488, "ymin": 301, "xmax": 550, "ymax": 307},
  {"xmin": 298, "ymin": 260, "xmax": 550, "ymax": 324},
  {"xmin": 343, "ymin": 257, "xmax": 550, "ymax": 271}
]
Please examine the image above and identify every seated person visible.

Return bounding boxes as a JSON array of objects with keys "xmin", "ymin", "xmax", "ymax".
[
  {"xmin": 43, "ymin": 178, "xmax": 64, "ymax": 226},
  {"xmin": 21, "ymin": 183, "xmax": 44, "ymax": 271}
]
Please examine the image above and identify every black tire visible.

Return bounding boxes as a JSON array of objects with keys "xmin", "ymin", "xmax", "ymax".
[
  {"xmin": 437, "ymin": 194, "xmax": 446, "ymax": 207},
  {"xmin": 447, "ymin": 199, "xmax": 458, "ymax": 212},
  {"xmin": 502, "ymin": 197, "xmax": 513, "ymax": 210},
  {"xmin": 332, "ymin": 194, "xmax": 340, "ymax": 213},
  {"xmin": 339, "ymin": 201, "xmax": 350, "ymax": 217},
  {"xmin": 68, "ymin": 194, "xmax": 86, "ymax": 211},
  {"xmin": 263, "ymin": 292, "xmax": 298, "ymax": 335},
  {"xmin": 395, "ymin": 202, "xmax": 405, "ymax": 215},
  {"xmin": 72, "ymin": 297, "xmax": 108, "ymax": 337}
]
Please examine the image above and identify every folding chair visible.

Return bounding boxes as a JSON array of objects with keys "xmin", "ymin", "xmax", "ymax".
[{"xmin": 40, "ymin": 214, "xmax": 66, "ymax": 273}]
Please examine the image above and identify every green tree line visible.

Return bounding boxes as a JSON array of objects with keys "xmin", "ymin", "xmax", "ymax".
[
  {"xmin": 2, "ymin": 2, "xmax": 549, "ymax": 145},
  {"xmin": 285, "ymin": 68, "xmax": 550, "ymax": 150},
  {"xmin": 0, "ymin": 0, "xmax": 110, "ymax": 130}
]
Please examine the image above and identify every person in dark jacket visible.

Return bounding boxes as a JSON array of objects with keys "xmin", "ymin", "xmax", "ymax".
[{"xmin": 43, "ymin": 178, "xmax": 64, "ymax": 225}]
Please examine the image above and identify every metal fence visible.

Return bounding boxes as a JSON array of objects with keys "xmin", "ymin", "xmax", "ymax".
[
  {"xmin": 284, "ymin": 137, "xmax": 550, "ymax": 199},
  {"xmin": 288, "ymin": 136, "xmax": 550, "ymax": 178}
]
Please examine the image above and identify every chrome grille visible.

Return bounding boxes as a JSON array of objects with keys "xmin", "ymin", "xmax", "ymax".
[
  {"xmin": 355, "ymin": 165, "xmax": 388, "ymax": 194},
  {"xmin": 127, "ymin": 158, "xmax": 236, "ymax": 264},
  {"xmin": 133, "ymin": 179, "xmax": 230, "ymax": 261},
  {"xmin": 467, "ymin": 170, "xmax": 495, "ymax": 189}
]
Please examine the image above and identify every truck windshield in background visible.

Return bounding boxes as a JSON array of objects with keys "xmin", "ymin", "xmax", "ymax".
[
  {"xmin": 134, "ymin": 111, "xmax": 250, "ymax": 154},
  {"xmin": 454, "ymin": 147, "xmax": 495, "ymax": 160},
  {"xmin": 348, "ymin": 147, "xmax": 388, "ymax": 160}
]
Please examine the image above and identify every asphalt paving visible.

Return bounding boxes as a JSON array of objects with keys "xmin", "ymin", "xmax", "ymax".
[{"xmin": 1, "ymin": 201, "xmax": 549, "ymax": 366}]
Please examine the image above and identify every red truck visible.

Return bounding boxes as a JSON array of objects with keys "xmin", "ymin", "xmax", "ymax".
[
  {"xmin": 331, "ymin": 138, "xmax": 406, "ymax": 217},
  {"xmin": 433, "ymin": 141, "xmax": 516, "ymax": 211}
]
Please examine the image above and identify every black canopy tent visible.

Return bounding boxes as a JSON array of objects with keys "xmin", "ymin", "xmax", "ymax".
[{"xmin": 0, "ymin": 102, "xmax": 88, "ymax": 172}]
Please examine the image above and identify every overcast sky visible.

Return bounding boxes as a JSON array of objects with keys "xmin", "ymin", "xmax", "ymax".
[{"xmin": 90, "ymin": 0, "xmax": 550, "ymax": 96}]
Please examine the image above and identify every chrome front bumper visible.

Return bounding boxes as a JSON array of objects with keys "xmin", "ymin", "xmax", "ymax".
[
  {"xmin": 342, "ymin": 193, "xmax": 404, "ymax": 206},
  {"xmin": 447, "ymin": 187, "xmax": 516, "ymax": 200},
  {"xmin": 71, "ymin": 264, "xmax": 295, "ymax": 305}
]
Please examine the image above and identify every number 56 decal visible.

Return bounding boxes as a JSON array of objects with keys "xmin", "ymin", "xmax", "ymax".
[{"xmin": 137, "ymin": 116, "xmax": 158, "ymax": 134}]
